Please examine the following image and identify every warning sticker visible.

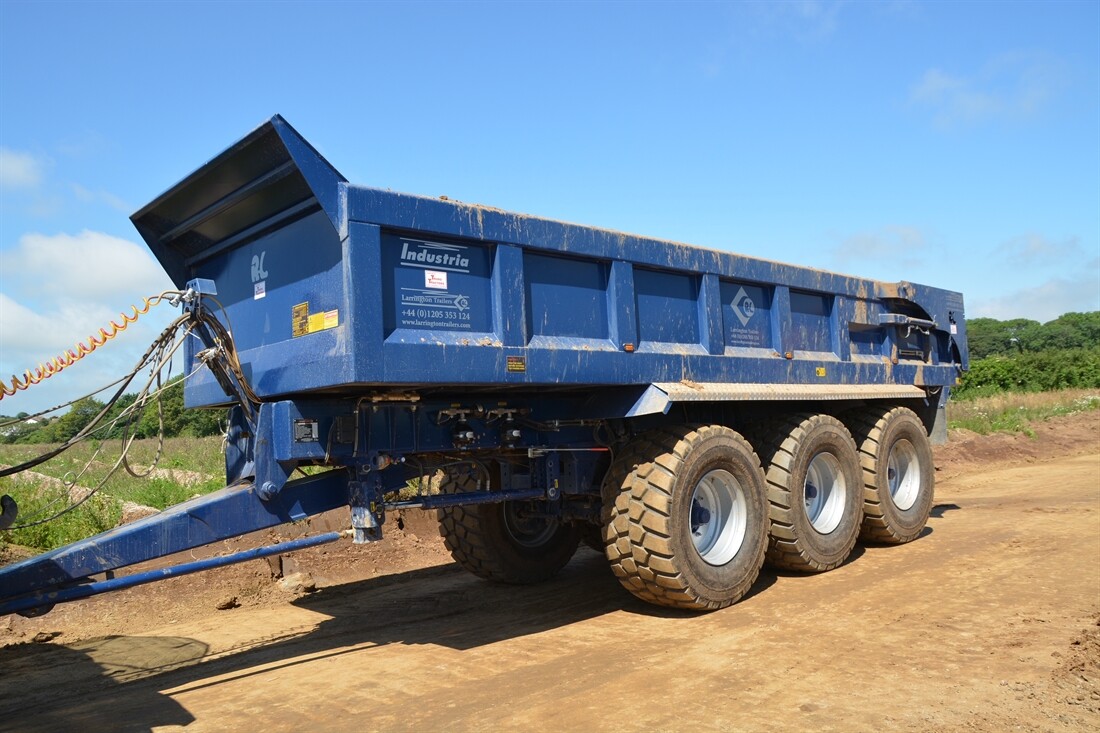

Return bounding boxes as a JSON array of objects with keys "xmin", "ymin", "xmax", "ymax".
[
  {"xmin": 292, "ymin": 303, "xmax": 310, "ymax": 338},
  {"xmin": 292, "ymin": 303, "xmax": 339, "ymax": 338},
  {"xmin": 506, "ymin": 356, "xmax": 526, "ymax": 373}
]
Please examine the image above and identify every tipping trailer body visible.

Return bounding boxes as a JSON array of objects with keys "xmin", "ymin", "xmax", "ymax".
[
  {"xmin": 132, "ymin": 116, "xmax": 967, "ymax": 411},
  {"xmin": 0, "ymin": 116, "xmax": 967, "ymax": 616}
]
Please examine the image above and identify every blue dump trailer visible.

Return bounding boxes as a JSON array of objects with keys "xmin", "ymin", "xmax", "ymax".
[{"xmin": 0, "ymin": 116, "xmax": 968, "ymax": 614}]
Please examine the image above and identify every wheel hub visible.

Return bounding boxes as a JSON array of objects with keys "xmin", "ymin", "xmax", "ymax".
[
  {"xmin": 502, "ymin": 503, "xmax": 558, "ymax": 548},
  {"xmin": 887, "ymin": 439, "xmax": 921, "ymax": 511},
  {"xmin": 689, "ymin": 469, "xmax": 748, "ymax": 566},
  {"xmin": 804, "ymin": 452, "xmax": 845, "ymax": 534},
  {"xmin": 690, "ymin": 502, "xmax": 712, "ymax": 530}
]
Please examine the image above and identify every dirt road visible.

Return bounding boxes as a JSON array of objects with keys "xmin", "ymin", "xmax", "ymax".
[{"xmin": 1, "ymin": 414, "xmax": 1098, "ymax": 732}]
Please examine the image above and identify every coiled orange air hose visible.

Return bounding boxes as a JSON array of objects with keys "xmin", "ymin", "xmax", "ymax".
[{"xmin": 1, "ymin": 294, "xmax": 174, "ymax": 401}]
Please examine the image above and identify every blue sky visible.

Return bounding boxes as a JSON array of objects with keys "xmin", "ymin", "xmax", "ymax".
[{"xmin": 1, "ymin": 0, "xmax": 1098, "ymax": 416}]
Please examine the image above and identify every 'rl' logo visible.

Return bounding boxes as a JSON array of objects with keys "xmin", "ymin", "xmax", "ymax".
[{"xmin": 251, "ymin": 252, "xmax": 269, "ymax": 283}]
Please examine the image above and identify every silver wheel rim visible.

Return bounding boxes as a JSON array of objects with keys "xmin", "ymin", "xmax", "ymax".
[
  {"xmin": 887, "ymin": 439, "xmax": 921, "ymax": 511},
  {"xmin": 804, "ymin": 452, "xmax": 845, "ymax": 534},
  {"xmin": 502, "ymin": 504, "xmax": 557, "ymax": 548},
  {"xmin": 689, "ymin": 469, "xmax": 748, "ymax": 566}
]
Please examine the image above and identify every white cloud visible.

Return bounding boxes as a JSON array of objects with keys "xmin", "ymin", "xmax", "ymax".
[
  {"xmin": 911, "ymin": 69, "xmax": 997, "ymax": 122},
  {"xmin": 742, "ymin": 0, "xmax": 849, "ymax": 43},
  {"xmin": 0, "ymin": 286, "xmax": 182, "ymax": 417},
  {"xmin": 994, "ymin": 234, "xmax": 1084, "ymax": 268},
  {"xmin": 0, "ymin": 293, "xmax": 66, "ymax": 353},
  {"xmin": 55, "ymin": 131, "xmax": 109, "ymax": 159},
  {"xmin": 0, "ymin": 148, "xmax": 45, "ymax": 189},
  {"xmin": 832, "ymin": 225, "xmax": 929, "ymax": 268},
  {"xmin": 0, "ymin": 230, "xmax": 171, "ymax": 301},
  {"xmin": 970, "ymin": 269, "xmax": 1100, "ymax": 322},
  {"xmin": 71, "ymin": 183, "xmax": 131, "ymax": 213},
  {"xmin": 25, "ymin": 195, "xmax": 64, "ymax": 218},
  {"xmin": 0, "ymin": 293, "xmax": 140, "ymax": 355},
  {"xmin": 909, "ymin": 54, "xmax": 1066, "ymax": 129},
  {"xmin": 0, "ymin": 230, "xmax": 179, "ymax": 415},
  {"xmin": 789, "ymin": 0, "xmax": 846, "ymax": 38},
  {"xmin": 1, "ymin": 146, "xmax": 129, "ymax": 219}
]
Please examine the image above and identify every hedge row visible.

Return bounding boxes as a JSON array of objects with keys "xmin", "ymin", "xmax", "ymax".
[{"xmin": 955, "ymin": 347, "xmax": 1100, "ymax": 398}]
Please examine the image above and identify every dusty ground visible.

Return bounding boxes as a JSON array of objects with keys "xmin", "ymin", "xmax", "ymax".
[{"xmin": 0, "ymin": 412, "xmax": 1097, "ymax": 733}]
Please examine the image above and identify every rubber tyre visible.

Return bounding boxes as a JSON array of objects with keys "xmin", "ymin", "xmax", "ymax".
[
  {"xmin": 602, "ymin": 425, "xmax": 769, "ymax": 611},
  {"xmin": 437, "ymin": 469, "xmax": 581, "ymax": 584},
  {"xmin": 846, "ymin": 406, "xmax": 935, "ymax": 544},
  {"xmin": 757, "ymin": 414, "xmax": 863, "ymax": 572},
  {"xmin": 579, "ymin": 522, "xmax": 605, "ymax": 553}
]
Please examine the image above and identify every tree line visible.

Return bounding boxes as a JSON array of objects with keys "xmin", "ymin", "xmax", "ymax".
[
  {"xmin": 966, "ymin": 312, "xmax": 1100, "ymax": 360},
  {"xmin": 1, "ymin": 376, "xmax": 224, "ymax": 445},
  {"xmin": 956, "ymin": 311, "xmax": 1100, "ymax": 397}
]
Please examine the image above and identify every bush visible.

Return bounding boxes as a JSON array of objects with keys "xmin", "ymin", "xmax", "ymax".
[
  {"xmin": 134, "ymin": 377, "xmax": 224, "ymax": 438},
  {"xmin": 0, "ymin": 486, "xmax": 121, "ymax": 551},
  {"xmin": 956, "ymin": 347, "xmax": 1100, "ymax": 398}
]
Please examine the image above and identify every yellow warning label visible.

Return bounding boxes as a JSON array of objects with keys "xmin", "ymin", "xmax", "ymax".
[
  {"xmin": 292, "ymin": 303, "xmax": 310, "ymax": 338},
  {"xmin": 292, "ymin": 303, "xmax": 339, "ymax": 338},
  {"xmin": 815, "ymin": 367, "xmax": 827, "ymax": 377}
]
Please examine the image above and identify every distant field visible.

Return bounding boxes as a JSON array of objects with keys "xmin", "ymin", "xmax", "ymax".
[
  {"xmin": 946, "ymin": 387, "xmax": 1100, "ymax": 436},
  {"xmin": 0, "ymin": 436, "xmax": 226, "ymax": 552},
  {"xmin": 1, "ymin": 389, "xmax": 1097, "ymax": 553}
]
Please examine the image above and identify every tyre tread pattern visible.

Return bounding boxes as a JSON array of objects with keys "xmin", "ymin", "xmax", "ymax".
[
  {"xmin": 603, "ymin": 425, "xmax": 766, "ymax": 611},
  {"xmin": 757, "ymin": 413, "xmax": 861, "ymax": 572},
  {"xmin": 845, "ymin": 406, "xmax": 933, "ymax": 544},
  {"xmin": 437, "ymin": 471, "xmax": 577, "ymax": 584},
  {"xmin": 437, "ymin": 472, "xmax": 505, "ymax": 581}
]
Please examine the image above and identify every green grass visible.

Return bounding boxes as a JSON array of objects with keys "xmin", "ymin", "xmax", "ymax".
[
  {"xmin": 0, "ymin": 436, "xmax": 226, "ymax": 552},
  {"xmin": 946, "ymin": 388, "xmax": 1100, "ymax": 437},
  {"xmin": 1, "ymin": 489, "xmax": 120, "ymax": 553}
]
